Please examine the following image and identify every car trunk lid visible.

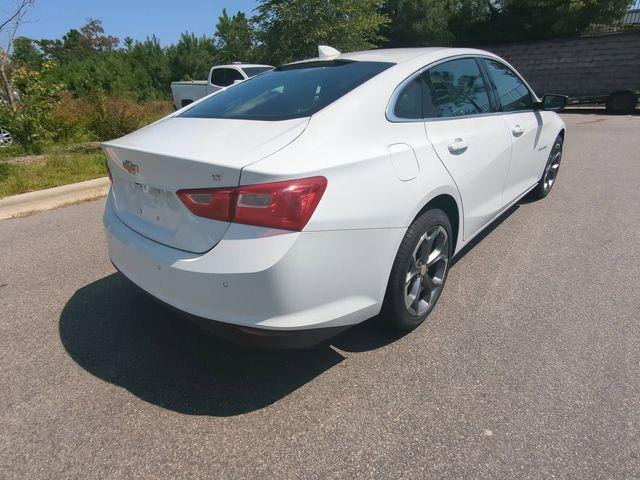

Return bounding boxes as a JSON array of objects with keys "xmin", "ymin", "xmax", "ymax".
[{"xmin": 103, "ymin": 116, "xmax": 308, "ymax": 253}]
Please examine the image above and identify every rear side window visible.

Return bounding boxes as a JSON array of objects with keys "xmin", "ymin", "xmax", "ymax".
[
  {"xmin": 182, "ymin": 60, "xmax": 393, "ymax": 121},
  {"xmin": 422, "ymin": 58, "xmax": 492, "ymax": 118},
  {"xmin": 482, "ymin": 59, "xmax": 534, "ymax": 112},
  {"xmin": 394, "ymin": 76, "xmax": 423, "ymax": 119}
]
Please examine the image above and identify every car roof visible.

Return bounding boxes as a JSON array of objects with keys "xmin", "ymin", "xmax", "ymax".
[
  {"xmin": 286, "ymin": 47, "xmax": 497, "ymax": 67},
  {"xmin": 338, "ymin": 47, "xmax": 451, "ymax": 63}
]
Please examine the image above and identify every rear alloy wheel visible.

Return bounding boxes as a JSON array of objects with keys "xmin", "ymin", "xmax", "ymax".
[
  {"xmin": 530, "ymin": 135, "xmax": 563, "ymax": 200},
  {"xmin": 383, "ymin": 209, "xmax": 452, "ymax": 331},
  {"xmin": 0, "ymin": 129, "xmax": 12, "ymax": 147}
]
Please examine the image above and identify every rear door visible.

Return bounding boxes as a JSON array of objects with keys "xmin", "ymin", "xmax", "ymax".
[
  {"xmin": 481, "ymin": 58, "xmax": 547, "ymax": 204},
  {"xmin": 422, "ymin": 57, "xmax": 513, "ymax": 240}
]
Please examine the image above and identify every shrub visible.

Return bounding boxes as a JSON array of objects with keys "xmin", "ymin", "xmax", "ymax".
[
  {"xmin": 85, "ymin": 93, "xmax": 146, "ymax": 140},
  {"xmin": 50, "ymin": 93, "xmax": 172, "ymax": 142},
  {"xmin": 2, "ymin": 79, "xmax": 172, "ymax": 150},
  {"xmin": 3, "ymin": 62, "xmax": 63, "ymax": 147},
  {"xmin": 49, "ymin": 92, "xmax": 94, "ymax": 143}
]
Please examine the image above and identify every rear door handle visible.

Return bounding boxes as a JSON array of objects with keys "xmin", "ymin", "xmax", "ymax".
[
  {"xmin": 512, "ymin": 125, "xmax": 525, "ymax": 137},
  {"xmin": 448, "ymin": 138, "xmax": 469, "ymax": 155}
]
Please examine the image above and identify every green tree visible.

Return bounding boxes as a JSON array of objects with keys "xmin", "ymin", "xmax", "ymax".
[
  {"xmin": 127, "ymin": 36, "xmax": 171, "ymax": 99},
  {"xmin": 381, "ymin": 0, "xmax": 454, "ymax": 47},
  {"xmin": 44, "ymin": 52, "xmax": 136, "ymax": 97},
  {"xmin": 38, "ymin": 19, "xmax": 119, "ymax": 64},
  {"xmin": 450, "ymin": 0, "xmax": 635, "ymax": 45},
  {"xmin": 215, "ymin": 9, "xmax": 256, "ymax": 63},
  {"xmin": 10, "ymin": 37, "xmax": 44, "ymax": 70},
  {"xmin": 253, "ymin": 0, "xmax": 389, "ymax": 64},
  {"xmin": 167, "ymin": 32, "xmax": 217, "ymax": 81}
]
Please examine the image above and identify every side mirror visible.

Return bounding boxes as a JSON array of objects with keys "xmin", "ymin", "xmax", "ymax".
[{"xmin": 536, "ymin": 94, "xmax": 568, "ymax": 112}]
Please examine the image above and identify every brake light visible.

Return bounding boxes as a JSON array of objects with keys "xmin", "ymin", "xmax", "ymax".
[{"xmin": 177, "ymin": 176, "xmax": 327, "ymax": 231}]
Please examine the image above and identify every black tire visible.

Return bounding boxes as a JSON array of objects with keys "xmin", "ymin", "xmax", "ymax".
[
  {"xmin": 606, "ymin": 90, "xmax": 638, "ymax": 115},
  {"xmin": 529, "ymin": 135, "xmax": 563, "ymax": 200},
  {"xmin": 382, "ymin": 208, "xmax": 452, "ymax": 331}
]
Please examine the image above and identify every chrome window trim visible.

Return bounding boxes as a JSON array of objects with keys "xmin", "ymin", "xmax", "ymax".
[{"xmin": 386, "ymin": 54, "xmax": 539, "ymax": 124}]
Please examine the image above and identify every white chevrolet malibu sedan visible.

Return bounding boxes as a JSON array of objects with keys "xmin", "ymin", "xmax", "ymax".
[{"xmin": 103, "ymin": 46, "xmax": 567, "ymax": 347}]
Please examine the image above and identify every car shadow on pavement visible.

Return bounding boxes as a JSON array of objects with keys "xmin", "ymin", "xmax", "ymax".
[
  {"xmin": 59, "ymin": 202, "xmax": 522, "ymax": 416},
  {"xmin": 59, "ymin": 273, "xmax": 347, "ymax": 416}
]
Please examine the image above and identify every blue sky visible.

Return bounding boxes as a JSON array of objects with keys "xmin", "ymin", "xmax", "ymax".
[{"xmin": 14, "ymin": 0, "xmax": 259, "ymax": 46}]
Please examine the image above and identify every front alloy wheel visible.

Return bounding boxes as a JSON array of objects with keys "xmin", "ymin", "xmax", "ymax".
[
  {"xmin": 383, "ymin": 208, "xmax": 452, "ymax": 331},
  {"xmin": 530, "ymin": 135, "xmax": 563, "ymax": 199},
  {"xmin": 542, "ymin": 149, "xmax": 561, "ymax": 193}
]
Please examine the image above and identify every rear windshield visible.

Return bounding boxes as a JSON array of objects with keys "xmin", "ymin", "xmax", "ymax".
[
  {"xmin": 180, "ymin": 60, "xmax": 393, "ymax": 121},
  {"xmin": 242, "ymin": 66, "xmax": 273, "ymax": 77}
]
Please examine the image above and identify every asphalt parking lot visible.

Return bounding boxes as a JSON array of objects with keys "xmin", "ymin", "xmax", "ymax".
[{"xmin": 1, "ymin": 112, "xmax": 639, "ymax": 479}]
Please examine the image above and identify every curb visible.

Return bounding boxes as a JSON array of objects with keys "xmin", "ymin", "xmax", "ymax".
[{"xmin": 0, "ymin": 177, "xmax": 110, "ymax": 220}]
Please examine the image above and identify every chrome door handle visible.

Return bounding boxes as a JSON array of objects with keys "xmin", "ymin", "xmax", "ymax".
[
  {"xmin": 447, "ymin": 138, "xmax": 469, "ymax": 155},
  {"xmin": 512, "ymin": 125, "xmax": 525, "ymax": 137}
]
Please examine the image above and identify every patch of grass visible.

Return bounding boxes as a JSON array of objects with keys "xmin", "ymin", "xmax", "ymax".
[
  {"xmin": 0, "ymin": 144, "xmax": 30, "ymax": 159},
  {"xmin": 0, "ymin": 150, "xmax": 107, "ymax": 198}
]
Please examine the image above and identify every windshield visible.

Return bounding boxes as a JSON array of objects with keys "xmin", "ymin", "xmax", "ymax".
[
  {"xmin": 180, "ymin": 60, "xmax": 393, "ymax": 121},
  {"xmin": 243, "ymin": 66, "xmax": 274, "ymax": 77}
]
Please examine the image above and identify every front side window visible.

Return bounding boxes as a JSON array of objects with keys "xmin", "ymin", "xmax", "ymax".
[
  {"xmin": 422, "ymin": 58, "xmax": 492, "ymax": 118},
  {"xmin": 483, "ymin": 59, "xmax": 534, "ymax": 112},
  {"xmin": 182, "ymin": 60, "xmax": 393, "ymax": 121}
]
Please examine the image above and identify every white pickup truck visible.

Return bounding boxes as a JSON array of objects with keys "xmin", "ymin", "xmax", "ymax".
[{"xmin": 171, "ymin": 63, "xmax": 273, "ymax": 110}]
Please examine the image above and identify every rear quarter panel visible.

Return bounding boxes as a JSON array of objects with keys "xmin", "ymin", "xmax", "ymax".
[{"xmin": 240, "ymin": 80, "xmax": 462, "ymax": 234}]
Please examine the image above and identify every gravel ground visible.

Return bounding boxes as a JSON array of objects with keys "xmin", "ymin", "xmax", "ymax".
[{"xmin": 1, "ymin": 113, "xmax": 639, "ymax": 479}]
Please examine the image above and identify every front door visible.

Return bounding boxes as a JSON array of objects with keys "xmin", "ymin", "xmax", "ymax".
[
  {"xmin": 481, "ymin": 58, "xmax": 547, "ymax": 204},
  {"xmin": 422, "ymin": 58, "xmax": 513, "ymax": 240}
]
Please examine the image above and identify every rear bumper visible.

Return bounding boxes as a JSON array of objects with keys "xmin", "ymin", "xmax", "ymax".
[
  {"xmin": 113, "ymin": 267, "xmax": 349, "ymax": 349},
  {"xmin": 103, "ymin": 191, "xmax": 404, "ymax": 336}
]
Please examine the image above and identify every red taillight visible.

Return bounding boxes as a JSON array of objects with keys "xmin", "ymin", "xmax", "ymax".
[
  {"xmin": 177, "ymin": 176, "xmax": 327, "ymax": 231},
  {"xmin": 234, "ymin": 177, "xmax": 327, "ymax": 231}
]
